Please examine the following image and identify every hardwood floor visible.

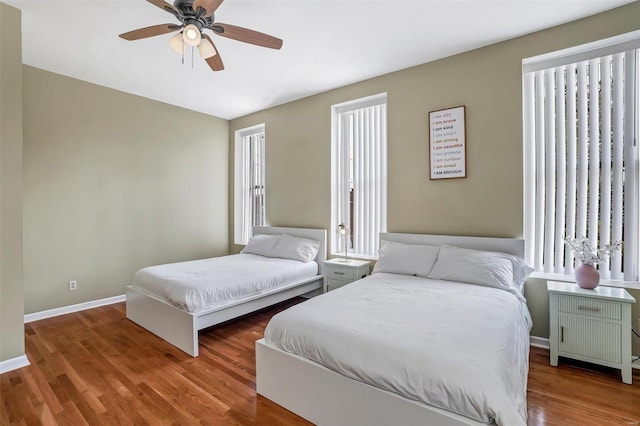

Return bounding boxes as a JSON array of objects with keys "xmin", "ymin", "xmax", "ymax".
[{"xmin": 1, "ymin": 298, "xmax": 639, "ymax": 425}]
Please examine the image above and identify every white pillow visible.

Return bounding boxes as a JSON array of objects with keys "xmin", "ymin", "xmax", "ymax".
[
  {"xmin": 240, "ymin": 234, "xmax": 281, "ymax": 257},
  {"xmin": 428, "ymin": 244, "xmax": 525, "ymax": 295},
  {"xmin": 511, "ymin": 257, "xmax": 534, "ymax": 295},
  {"xmin": 372, "ymin": 240, "xmax": 440, "ymax": 277},
  {"xmin": 272, "ymin": 233, "xmax": 321, "ymax": 263}
]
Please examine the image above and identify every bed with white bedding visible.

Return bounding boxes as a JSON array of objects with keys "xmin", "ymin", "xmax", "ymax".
[
  {"xmin": 265, "ymin": 274, "xmax": 531, "ymax": 425},
  {"xmin": 126, "ymin": 226, "xmax": 326, "ymax": 357},
  {"xmin": 132, "ymin": 254, "xmax": 319, "ymax": 313},
  {"xmin": 256, "ymin": 232, "xmax": 532, "ymax": 426}
]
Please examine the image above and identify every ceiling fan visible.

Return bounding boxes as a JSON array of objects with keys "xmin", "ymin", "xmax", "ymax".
[{"xmin": 119, "ymin": 0, "xmax": 283, "ymax": 72}]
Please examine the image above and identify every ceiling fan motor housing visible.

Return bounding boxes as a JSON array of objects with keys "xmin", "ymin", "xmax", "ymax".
[
  {"xmin": 171, "ymin": 0, "xmax": 215, "ymax": 30},
  {"xmin": 173, "ymin": 0, "xmax": 196, "ymax": 10}
]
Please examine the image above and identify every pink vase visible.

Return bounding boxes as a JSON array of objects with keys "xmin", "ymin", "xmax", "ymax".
[{"xmin": 575, "ymin": 262, "xmax": 600, "ymax": 289}]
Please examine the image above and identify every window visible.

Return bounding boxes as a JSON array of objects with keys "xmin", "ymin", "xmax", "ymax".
[
  {"xmin": 234, "ymin": 124, "xmax": 266, "ymax": 245},
  {"xmin": 523, "ymin": 34, "xmax": 639, "ymax": 282},
  {"xmin": 331, "ymin": 93, "xmax": 387, "ymax": 258}
]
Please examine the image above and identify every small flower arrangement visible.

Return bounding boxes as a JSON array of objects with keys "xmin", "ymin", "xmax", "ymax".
[{"xmin": 564, "ymin": 237, "xmax": 622, "ymax": 265}]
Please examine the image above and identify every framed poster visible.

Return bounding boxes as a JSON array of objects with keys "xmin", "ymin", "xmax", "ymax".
[{"xmin": 428, "ymin": 105, "xmax": 466, "ymax": 180}]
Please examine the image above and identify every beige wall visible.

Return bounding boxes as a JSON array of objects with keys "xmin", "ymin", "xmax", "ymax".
[
  {"xmin": 0, "ymin": 3, "xmax": 25, "ymax": 362},
  {"xmin": 230, "ymin": 2, "xmax": 640, "ymax": 355},
  {"xmin": 23, "ymin": 67, "xmax": 229, "ymax": 314}
]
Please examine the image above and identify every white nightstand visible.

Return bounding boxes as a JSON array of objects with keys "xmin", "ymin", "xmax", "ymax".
[
  {"xmin": 547, "ymin": 281, "xmax": 636, "ymax": 384},
  {"xmin": 323, "ymin": 258, "xmax": 370, "ymax": 293}
]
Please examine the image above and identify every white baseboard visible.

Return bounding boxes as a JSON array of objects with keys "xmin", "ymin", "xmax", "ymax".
[
  {"xmin": 530, "ymin": 335, "xmax": 640, "ymax": 370},
  {"xmin": 530, "ymin": 335, "xmax": 550, "ymax": 349},
  {"xmin": 0, "ymin": 355, "xmax": 30, "ymax": 374},
  {"xmin": 24, "ymin": 294, "xmax": 126, "ymax": 323}
]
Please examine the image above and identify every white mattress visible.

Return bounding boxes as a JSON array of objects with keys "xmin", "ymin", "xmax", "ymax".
[
  {"xmin": 131, "ymin": 254, "xmax": 319, "ymax": 313},
  {"xmin": 264, "ymin": 273, "xmax": 532, "ymax": 426}
]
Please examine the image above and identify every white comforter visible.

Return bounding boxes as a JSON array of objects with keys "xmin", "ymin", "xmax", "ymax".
[
  {"xmin": 265, "ymin": 273, "xmax": 532, "ymax": 426},
  {"xmin": 131, "ymin": 254, "xmax": 318, "ymax": 313}
]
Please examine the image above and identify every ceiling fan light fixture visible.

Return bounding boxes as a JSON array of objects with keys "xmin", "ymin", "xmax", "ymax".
[
  {"xmin": 183, "ymin": 24, "xmax": 201, "ymax": 47},
  {"xmin": 198, "ymin": 38, "xmax": 217, "ymax": 59},
  {"xmin": 168, "ymin": 32, "xmax": 184, "ymax": 54}
]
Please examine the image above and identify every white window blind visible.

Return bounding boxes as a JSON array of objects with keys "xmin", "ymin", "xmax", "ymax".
[
  {"xmin": 331, "ymin": 94, "xmax": 387, "ymax": 258},
  {"xmin": 234, "ymin": 124, "xmax": 266, "ymax": 245},
  {"xmin": 524, "ymin": 48, "xmax": 639, "ymax": 281}
]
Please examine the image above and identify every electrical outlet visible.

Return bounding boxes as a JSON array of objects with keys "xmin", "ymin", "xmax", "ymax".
[{"xmin": 69, "ymin": 280, "xmax": 77, "ymax": 291}]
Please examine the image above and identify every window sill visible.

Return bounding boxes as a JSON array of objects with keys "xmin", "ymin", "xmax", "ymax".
[{"xmin": 529, "ymin": 271, "xmax": 640, "ymax": 291}]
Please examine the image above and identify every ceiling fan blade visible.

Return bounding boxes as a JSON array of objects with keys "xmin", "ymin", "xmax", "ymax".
[
  {"xmin": 119, "ymin": 24, "xmax": 179, "ymax": 41},
  {"xmin": 202, "ymin": 35, "xmax": 224, "ymax": 71},
  {"xmin": 146, "ymin": 0, "xmax": 179, "ymax": 16},
  {"xmin": 193, "ymin": 0, "xmax": 224, "ymax": 17},
  {"xmin": 214, "ymin": 23, "xmax": 283, "ymax": 49}
]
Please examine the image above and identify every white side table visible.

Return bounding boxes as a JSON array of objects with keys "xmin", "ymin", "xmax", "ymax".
[
  {"xmin": 547, "ymin": 281, "xmax": 636, "ymax": 384},
  {"xmin": 323, "ymin": 258, "xmax": 370, "ymax": 293}
]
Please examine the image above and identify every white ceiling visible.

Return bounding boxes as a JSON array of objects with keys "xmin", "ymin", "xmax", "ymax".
[{"xmin": 6, "ymin": 0, "xmax": 635, "ymax": 120}]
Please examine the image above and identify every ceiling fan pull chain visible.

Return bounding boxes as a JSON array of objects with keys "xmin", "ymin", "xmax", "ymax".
[
  {"xmin": 181, "ymin": 41, "xmax": 184, "ymax": 65},
  {"xmin": 192, "ymin": 46, "xmax": 195, "ymax": 69}
]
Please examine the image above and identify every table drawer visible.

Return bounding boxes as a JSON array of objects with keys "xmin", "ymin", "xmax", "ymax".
[
  {"xmin": 558, "ymin": 295, "xmax": 621, "ymax": 320},
  {"xmin": 326, "ymin": 266, "xmax": 356, "ymax": 280}
]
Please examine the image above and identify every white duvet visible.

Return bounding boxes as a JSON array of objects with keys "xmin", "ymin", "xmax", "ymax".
[
  {"xmin": 131, "ymin": 254, "xmax": 318, "ymax": 313},
  {"xmin": 265, "ymin": 273, "xmax": 532, "ymax": 426}
]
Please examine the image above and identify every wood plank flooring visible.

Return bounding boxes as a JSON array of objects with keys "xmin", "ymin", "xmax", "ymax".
[{"xmin": 1, "ymin": 298, "xmax": 639, "ymax": 425}]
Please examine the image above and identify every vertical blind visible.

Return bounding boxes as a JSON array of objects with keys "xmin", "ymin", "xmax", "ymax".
[
  {"xmin": 333, "ymin": 95, "xmax": 387, "ymax": 258},
  {"xmin": 234, "ymin": 127, "xmax": 266, "ymax": 245},
  {"xmin": 524, "ymin": 49, "xmax": 639, "ymax": 281}
]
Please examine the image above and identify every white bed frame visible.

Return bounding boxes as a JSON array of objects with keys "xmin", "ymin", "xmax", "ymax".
[
  {"xmin": 256, "ymin": 232, "xmax": 525, "ymax": 426},
  {"xmin": 126, "ymin": 226, "xmax": 327, "ymax": 357}
]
